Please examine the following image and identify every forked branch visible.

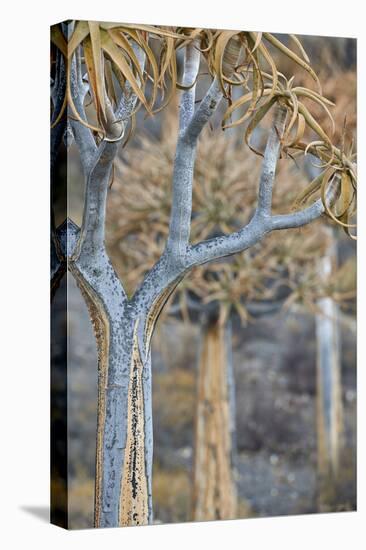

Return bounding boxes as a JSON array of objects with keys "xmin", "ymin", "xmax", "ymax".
[{"xmin": 181, "ymin": 102, "xmax": 332, "ymax": 269}]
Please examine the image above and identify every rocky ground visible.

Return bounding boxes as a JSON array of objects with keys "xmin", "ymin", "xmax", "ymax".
[{"xmin": 60, "ymin": 275, "xmax": 356, "ymax": 529}]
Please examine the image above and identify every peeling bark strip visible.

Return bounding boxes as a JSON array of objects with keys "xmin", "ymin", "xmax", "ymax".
[
  {"xmin": 192, "ymin": 319, "xmax": 237, "ymax": 521},
  {"xmin": 144, "ymin": 279, "xmax": 182, "ymax": 349},
  {"xmin": 69, "ymin": 266, "xmax": 110, "ymax": 528},
  {"xmin": 119, "ymin": 320, "xmax": 149, "ymax": 526}
]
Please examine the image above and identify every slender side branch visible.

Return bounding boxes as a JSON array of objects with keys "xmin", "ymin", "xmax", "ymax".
[
  {"xmin": 270, "ymin": 174, "xmax": 340, "ymax": 231},
  {"xmin": 69, "ymin": 39, "xmax": 98, "ymax": 175},
  {"xmin": 270, "ymin": 199, "xmax": 325, "ymax": 229},
  {"xmin": 187, "ymin": 211, "xmax": 269, "ymax": 266},
  {"xmin": 166, "ymin": 42, "xmax": 201, "ymax": 260}
]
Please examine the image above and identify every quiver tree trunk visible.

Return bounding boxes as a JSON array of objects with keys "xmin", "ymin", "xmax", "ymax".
[
  {"xmin": 192, "ymin": 311, "xmax": 238, "ymax": 521},
  {"xmin": 71, "ymin": 247, "xmax": 182, "ymax": 527},
  {"xmin": 315, "ymin": 228, "xmax": 343, "ymax": 509},
  {"xmin": 81, "ymin": 299, "xmax": 154, "ymax": 528}
]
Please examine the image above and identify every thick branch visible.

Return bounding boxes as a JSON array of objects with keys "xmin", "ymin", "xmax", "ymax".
[
  {"xmin": 178, "ymin": 42, "xmax": 201, "ymax": 133},
  {"xmin": 166, "ymin": 42, "xmax": 201, "ymax": 260},
  {"xmin": 257, "ymin": 105, "xmax": 287, "ymax": 214},
  {"xmin": 76, "ymin": 140, "xmax": 120, "ymax": 256},
  {"xmin": 69, "ymin": 47, "xmax": 98, "ymax": 175}
]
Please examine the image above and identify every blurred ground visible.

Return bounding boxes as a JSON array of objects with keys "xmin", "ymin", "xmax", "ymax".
[{"xmin": 66, "ymin": 275, "xmax": 356, "ymax": 529}]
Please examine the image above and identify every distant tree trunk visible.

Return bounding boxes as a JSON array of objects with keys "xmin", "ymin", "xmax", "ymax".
[
  {"xmin": 315, "ymin": 228, "xmax": 343, "ymax": 509},
  {"xmin": 192, "ymin": 311, "xmax": 237, "ymax": 521}
]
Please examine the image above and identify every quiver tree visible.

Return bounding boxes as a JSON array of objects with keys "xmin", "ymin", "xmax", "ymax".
[
  {"xmin": 107, "ymin": 100, "xmax": 355, "ymax": 521},
  {"xmin": 51, "ymin": 22, "xmax": 357, "ymax": 528}
]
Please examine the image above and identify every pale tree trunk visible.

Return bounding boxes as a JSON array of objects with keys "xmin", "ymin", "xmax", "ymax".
[
  {"xmin": 315, "ymin": 228, "xmax": 343, "ymax": 509},
  {"xmin": 51, "ymin": 26, "xmax": 338, "ymax": 527},
  {"xmin": 70, "ymin": 267, "xmax": 165, "ymax": 526},
  {"xmin": 192, "ymin": 313, "xmax": 237, "ymax": 521},
  {"xmin": 71, "ymin": 251, "xmax": 181, "ymax": 527}
]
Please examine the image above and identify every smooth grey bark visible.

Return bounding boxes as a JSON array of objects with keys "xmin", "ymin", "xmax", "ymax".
[{"xmin": 51, "ymin": 31, "xmax": 339, "ymax": 527}]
